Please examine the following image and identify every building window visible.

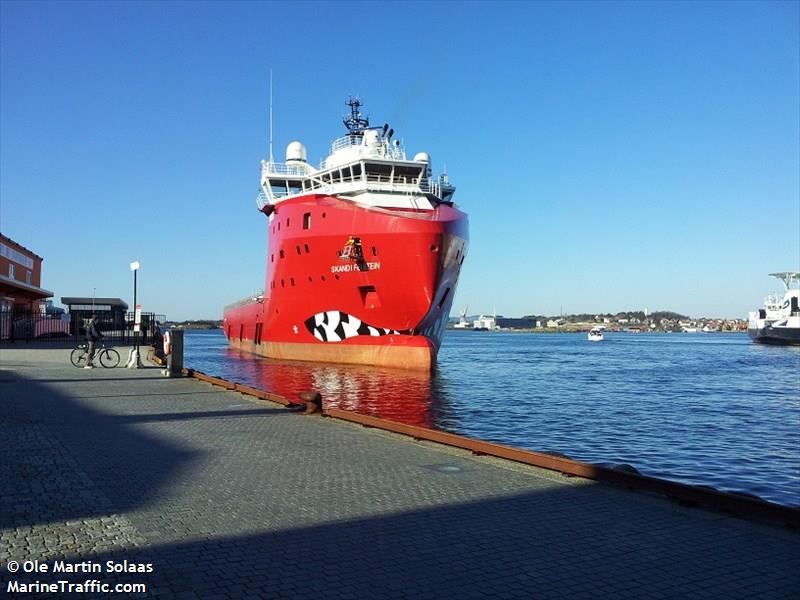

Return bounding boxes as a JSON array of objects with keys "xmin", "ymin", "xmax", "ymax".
[
  {"xmin": 26, "ymin": 271, "xmax": 32, "ymax": 284},
  {"xmin": 8, "ymin": 264, "xmax": 15, "ymax": 279}
]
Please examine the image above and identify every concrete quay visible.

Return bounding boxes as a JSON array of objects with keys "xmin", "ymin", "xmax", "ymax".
[{"xmin": 1, "ymin": 346, "xmax": 798, "ymax": 599}]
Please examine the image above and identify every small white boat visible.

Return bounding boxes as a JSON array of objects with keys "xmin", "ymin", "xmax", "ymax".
[
  {"xmin": 453, "ymin": 306, "xmax": 470, "ymax": 329},
  {"xmin": 588, "ymin": 328, "xmax": 604, "ymax": 342}
]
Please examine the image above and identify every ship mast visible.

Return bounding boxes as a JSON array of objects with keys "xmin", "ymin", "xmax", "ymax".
[
  {"xmin": 268, "ymin": 69, "xmax": 274, "ymax": 164},
  {"xmin": 343, "ymin": 96, "xmax": 370, "ymax": 136}
]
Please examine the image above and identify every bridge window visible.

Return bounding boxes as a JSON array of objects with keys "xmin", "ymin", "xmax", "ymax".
[
  {"xmin": 270, "ymin": 180, "xmax": 287, "ymax": 196},
  {"xmin": 365, "ymin": 163, "xmax": 392, "ymax": 181}
]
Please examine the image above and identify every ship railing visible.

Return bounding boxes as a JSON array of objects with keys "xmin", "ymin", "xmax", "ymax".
[
  {"xmin": 224, "ymin": 291, "xmax": 265, "ymax": 312},
  {"xmin": 263, "ymin": 161, "xmax": 309, "ymax": 176},
  {"xmin": 329, "ymin": 135, "xmax": 363, "ymax": 153},
  {"xmin": 260, "ymin": 171, "xmax": 455, "ymax": 204},
  {"xmin": 321, "ymin": 136, "xmax": 405, "ymax": 169}
]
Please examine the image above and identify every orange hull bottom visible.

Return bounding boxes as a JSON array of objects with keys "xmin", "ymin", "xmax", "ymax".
[{"xmin": 227, "ymin": 337, "xmax": 435, "ymax": 370}]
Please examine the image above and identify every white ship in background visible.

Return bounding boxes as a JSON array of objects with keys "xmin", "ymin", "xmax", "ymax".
[
  {"xmin": 747, "ymin": 272, "xmax": 800, "ymax": 345},
  {"xmin": 453, "ymin": 306, "xmax": 470, "ymax": 329}
]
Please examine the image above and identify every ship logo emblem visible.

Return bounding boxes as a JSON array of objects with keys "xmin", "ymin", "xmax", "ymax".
[{"xmin": 305, "ymin": 311, "xmax": 411, "ymax": 342}]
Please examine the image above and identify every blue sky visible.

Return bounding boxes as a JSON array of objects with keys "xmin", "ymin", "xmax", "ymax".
[{"xmin": 1, "ymin": 1, "xmax": 798, "ymax": 320}]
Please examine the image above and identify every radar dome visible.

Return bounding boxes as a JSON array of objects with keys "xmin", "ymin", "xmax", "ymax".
[
  {"xmin": 413, "ymin": 152, "xmax": 430, "ymax": 164},
  {"xmin": 363, "ymin": 129, "xmax": 379, "ymax": 145},
  {"xmin": 286, "ymin": 141, "xmax": 307, "ymax": 162}
]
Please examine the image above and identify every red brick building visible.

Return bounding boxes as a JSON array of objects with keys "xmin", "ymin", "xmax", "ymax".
[{"xmin": 0, "ymin": 233, "xmax": 53, "ymax": 313}]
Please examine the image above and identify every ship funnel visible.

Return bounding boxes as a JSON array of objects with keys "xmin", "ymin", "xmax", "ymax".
[
  {"xmin": 387, "ymin": 128, "xmax": 394, "ymax": 141},
  {"xmin": 382, "ymin": 123, "xmax": 389, "ymax": 136}
]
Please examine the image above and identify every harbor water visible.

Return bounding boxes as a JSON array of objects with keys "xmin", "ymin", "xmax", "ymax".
[{"xmin": 184, "ymin": 330, "xmax": 800, "ymax": 508}]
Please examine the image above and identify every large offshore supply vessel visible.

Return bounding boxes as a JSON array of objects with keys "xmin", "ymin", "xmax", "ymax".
[{"xmin": 223, "ymin": 98, "xmax": 469, "ymax": 369}]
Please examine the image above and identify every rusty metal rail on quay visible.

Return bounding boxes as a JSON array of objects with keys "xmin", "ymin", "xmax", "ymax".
[{"xmin": 181, "ymin": 368, "xmax": 800, "ymax": 529}]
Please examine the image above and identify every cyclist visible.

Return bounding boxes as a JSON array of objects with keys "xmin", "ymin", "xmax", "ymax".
[{"xmin": 84, "ymin": 315, "xmax": 103, "ymax": 369}]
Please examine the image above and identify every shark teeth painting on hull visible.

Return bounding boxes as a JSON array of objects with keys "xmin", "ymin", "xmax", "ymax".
[{"xmin": 304, "ymin": 311, "xmax": 411, "ymax": 342}]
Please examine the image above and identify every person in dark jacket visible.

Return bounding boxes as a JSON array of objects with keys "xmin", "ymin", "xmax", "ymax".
[
  {"xmin": 85, "ymin": 315, "xmax": 103, "ymax": 369},
  {"xmin": 152, "ymin": 322, "xmax": 166, "ymax": 364}
]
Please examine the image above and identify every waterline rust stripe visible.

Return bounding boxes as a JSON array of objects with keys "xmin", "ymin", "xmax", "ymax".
[{"xmin": 181, "ymin": 368, "xmax": 799, "ymax": 528}]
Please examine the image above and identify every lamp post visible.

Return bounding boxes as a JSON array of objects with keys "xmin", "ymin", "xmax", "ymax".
[{"xmin": 129, "ymin": 261, "xmax": 141, "ymax": 368}]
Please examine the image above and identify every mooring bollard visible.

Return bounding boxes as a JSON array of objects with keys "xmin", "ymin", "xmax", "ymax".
[
  {"xmin": 298, "ymin": 390, "xmax": 323, "ymax": 414},
  {"xmin": 165, "ymin": 329, "xmax": 184, "ymax": 376}
]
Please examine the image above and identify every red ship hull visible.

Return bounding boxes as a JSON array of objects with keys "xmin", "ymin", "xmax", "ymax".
[{"xmin": 223, "ymin": 194, "xmax": 468, "ymax": 370}]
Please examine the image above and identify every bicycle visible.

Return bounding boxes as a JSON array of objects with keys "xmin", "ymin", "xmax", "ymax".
[{"xmin": 70, "ymin": 343, "xmax": 121, "ymax": 368}]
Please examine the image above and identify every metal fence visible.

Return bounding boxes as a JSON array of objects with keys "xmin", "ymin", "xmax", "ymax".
[{"xmin": 0, "ymin": 311, "xmax": 166, "ymax": 346}]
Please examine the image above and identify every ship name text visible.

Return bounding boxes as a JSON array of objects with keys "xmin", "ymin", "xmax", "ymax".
[{"xmin": 330, "ymin": 262, "xmax": 381, "ymax": 274}]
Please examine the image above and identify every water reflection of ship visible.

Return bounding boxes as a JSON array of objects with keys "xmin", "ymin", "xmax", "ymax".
[{"xmin": 223, "ymin": 347, "xmax": 448, "ymax": 428}]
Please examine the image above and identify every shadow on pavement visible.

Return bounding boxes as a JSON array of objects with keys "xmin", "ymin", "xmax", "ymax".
[
  {"xmin": 0, "ymin": 372, "xmax": 202, "ymax": 530},
  {"xmin": 1, "ymin": 368, "xmax": 798, "ymax": 599}
]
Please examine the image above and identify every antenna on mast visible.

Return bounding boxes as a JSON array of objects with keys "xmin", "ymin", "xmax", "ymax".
[
  {"xmin": 268, "ymin": 69, "xmax": 274, "ymax": 164},
  {"xmin": 343, "ymin": 96, "xmax": 370, "ymax": 134}
]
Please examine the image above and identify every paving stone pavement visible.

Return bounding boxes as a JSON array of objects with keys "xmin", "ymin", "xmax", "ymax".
[{"xmin": 1, "ymin": 346, "xmax": 798, "ymax": 599}]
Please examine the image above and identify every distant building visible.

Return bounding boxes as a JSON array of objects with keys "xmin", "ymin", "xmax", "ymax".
[
  {"xmin": 0, "ymin": 233, "xmax": 53, "ymax": 314},
  {"xmin": 42, "ymin": 300, "xmax": 66, "ymax": 316},
  {"xmin": 473, "ymin": 314, "xmax": 497, "ymax": 330},
  {"xmin": 61, "ymin": 297, "xmax": 129, "ymax": 329}
]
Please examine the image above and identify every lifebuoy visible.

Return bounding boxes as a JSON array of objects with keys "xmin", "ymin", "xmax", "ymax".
[{"xmin": 163, "ymin": 331, "xmax": 172, "ymax": 355}]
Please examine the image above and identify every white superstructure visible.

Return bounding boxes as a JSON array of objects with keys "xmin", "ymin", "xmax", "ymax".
[
  {"xmin": 256, "ymin": 98, "xmax": 454, "ymax": 216},
  {"xmin": 747, "ymin": 272, "xmax": 800, "ymax": 345}
]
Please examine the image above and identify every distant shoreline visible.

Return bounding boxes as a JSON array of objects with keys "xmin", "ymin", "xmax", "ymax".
[{"xmin": 448, "ymin": 327, "xmax": 746, "ymax": 334}]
